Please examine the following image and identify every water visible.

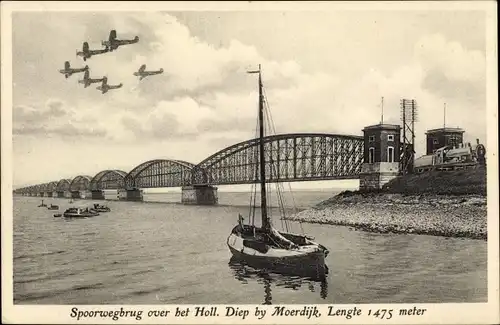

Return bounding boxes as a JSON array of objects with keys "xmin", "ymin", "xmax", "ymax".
[{"xmin": 13, "ymin": 191, "xmax": 487, "ymax": 304}]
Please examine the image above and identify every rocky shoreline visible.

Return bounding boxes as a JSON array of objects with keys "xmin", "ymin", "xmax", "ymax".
[{"xmin": 286, "ymin": 192, "xmax": 487, "ymax": 240}]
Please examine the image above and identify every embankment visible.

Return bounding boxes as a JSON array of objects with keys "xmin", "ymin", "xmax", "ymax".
[{"xmin": 287, "ymin": 167, "xmax": 488, "ymax": 240}]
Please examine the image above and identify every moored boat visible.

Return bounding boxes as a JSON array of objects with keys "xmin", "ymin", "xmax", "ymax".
[
  {"xmin": 47, "ymin": 204, "xmax": 59, "ymax": 210},
  {"xmin": 63, "ymin": 207, "xmax": 99, "ymax": 218},
  {"xmin": 91, "ymin": 204, "xmax": 110, "ymax": 212},
  {"xmin": 226, "ymin": 65, "xmax": 329, "ymax": 280}
]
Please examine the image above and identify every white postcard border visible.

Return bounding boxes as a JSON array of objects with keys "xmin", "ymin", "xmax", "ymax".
[{"xmin": 1, "ymin": 1, "xmax": 498, "ymax": 324}]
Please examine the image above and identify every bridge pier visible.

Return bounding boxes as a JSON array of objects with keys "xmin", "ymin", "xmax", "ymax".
[
  {"xmin": 359, "ymin": 162, "xmax": 400, "ymax": 190},
  {"xmin": 181, "ymin": 185, "xmax": 218, "ymax": 205},
  {"xmin": 91, "ymin": 190, "xmax": 105, "ymax": 200},
  {"xmin": 45, "ymin": 192, "xmax": 53, "ymax": 197},
  {"xmin": 118, "ymin": 188, "xmax": 144, "ymax": 201},
  {"xmin": 39, "ymin": 192, "xmax": 44, "ymax": 197},
  {"xmin": 359, "ymin": 123, "xmax": 401, "ymax": 191},
  {"xmin": 70, "ymin": 191, "xmax": 81, "ymax": 199},
  {"xmin": 80, "ymin": 190, "xmax": 92, "ymax": 199},
  {"xmin": 56, "ymin": 191, "xmax": 69, "ymax": 198}
]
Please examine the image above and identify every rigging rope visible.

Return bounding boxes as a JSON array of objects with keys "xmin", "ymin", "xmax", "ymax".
[
  {"xmin": 262, "ymin": 87, "xmax": 295, "ymax": 233},
  {"xmin": 249, "ymin": 109, "xmax": 260, "ymax": 227},
  {"xmin": 263, "ymin": 87, "xmax": 305, "ymax": 234}
]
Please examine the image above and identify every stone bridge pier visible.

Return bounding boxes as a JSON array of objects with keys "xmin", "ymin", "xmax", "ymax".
[
  {"xmin": 118, "ymin": 188, "xmax": 143, "ymax": 201},
  {"xmin": 91, "ymin": 190, "xmax": 105, "ymax": 200},
  {"xmin": 181, "ymin": 185, "xmax": 218, "ymax": 205}
]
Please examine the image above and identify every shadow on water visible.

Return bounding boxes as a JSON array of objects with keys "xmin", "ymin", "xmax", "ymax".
[{"xmin": 228, "ymin": 257, "xmax": 328, "ymax": 304}]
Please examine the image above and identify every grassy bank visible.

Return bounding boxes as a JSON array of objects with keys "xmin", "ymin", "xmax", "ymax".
[
  {"xmin": 382, "ymin": 165, "xmax": 486, "ymax": 195},
  {"xmin": 287, "ymin": 167, "xmax": 488, "ymax": 240}
]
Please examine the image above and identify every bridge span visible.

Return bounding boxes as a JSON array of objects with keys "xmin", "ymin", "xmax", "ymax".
[{"xmin": 15, "ymin": 125, "xmax": 408, "ymax": 205}]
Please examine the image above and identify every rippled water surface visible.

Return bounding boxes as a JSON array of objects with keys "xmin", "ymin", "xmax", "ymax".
[{"xmin": 13, "ymin": 191, "xmax": 487, "ymax": 304}]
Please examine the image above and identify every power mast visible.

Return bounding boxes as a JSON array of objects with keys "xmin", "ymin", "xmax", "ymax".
[{"xmin": 400, "ymin": 99, "xmax": 418, "ymax": 174}]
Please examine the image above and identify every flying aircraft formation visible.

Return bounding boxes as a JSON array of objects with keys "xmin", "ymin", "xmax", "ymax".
[{"xmin": 59, "ymin": 29, "xmax": 164, "ymax": 94}]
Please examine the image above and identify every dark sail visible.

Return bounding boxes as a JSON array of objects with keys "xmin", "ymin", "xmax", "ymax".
[{"xmin": 248, "ymin": 64, "xmax": 269, "ymax": 230}]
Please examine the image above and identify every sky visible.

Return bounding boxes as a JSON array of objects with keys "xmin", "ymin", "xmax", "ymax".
[{"xmin": 11, "ymin": 9, "xmax": 489, "ymax": 189}]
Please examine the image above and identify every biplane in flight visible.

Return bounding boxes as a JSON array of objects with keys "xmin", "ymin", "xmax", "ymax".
[
  {"xmin": 58, "ymin": 61, "xmax": 88, "ymax": 78},
  {"xmin": 133, "ymin": 64, "xmax": 164, "ymax": 80},
  {"xmin": 101, "ymin": 30, "xmax": 139, "ymax": 52},
  {"xmin": 96, "ymin": 76, "xmax": 123, "ymax": 94},
  {"xmin": 78, "ymin": 70, "xmax": 105, "ymax": 88},
  {"xmin": 76, "ymin": 42, "xmax": 109, "ymax": 61}
]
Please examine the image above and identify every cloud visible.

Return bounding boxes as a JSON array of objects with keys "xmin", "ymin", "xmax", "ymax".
[
  {"xmin": 13, "ymin": 124, "xmax": 107, "ymax": 138},
  {"xmin": 13, "ymin": 99, "xmax": 107, "ymax": 138},
  {"xmin": 414, "ymin": 33, "xmax": 485, "ymax": 82},
  {"xmin": 414, "ymin": 33, "xmax": 486, "ymax": 106}
]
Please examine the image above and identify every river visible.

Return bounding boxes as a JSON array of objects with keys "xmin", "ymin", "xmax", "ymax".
[{"xmin": 13, "ymin": 190, "xmax": 487, "ymax": 304}]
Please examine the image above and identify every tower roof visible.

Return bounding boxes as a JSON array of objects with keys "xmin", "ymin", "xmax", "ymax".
[
  {"xmin": 363, "ymin": 123, "xmax": 401, "ymax": 131},
  {"xmin": 426, "ymin": 127, "xmax": 464, "ymax": 135}
]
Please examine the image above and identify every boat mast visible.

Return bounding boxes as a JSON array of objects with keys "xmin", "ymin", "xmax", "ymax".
[
  {"xmin": 248, "ymin": 64, "xmax": 269, "ymax": 229},
  {"xmin": 257, "ymin": 65, "xmax": 269, "ymax": 229}
]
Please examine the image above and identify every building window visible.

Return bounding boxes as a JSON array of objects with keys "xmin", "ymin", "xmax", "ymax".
[
  {"xmin": 387, "ymin": 146, "xmax": 395, "ymax": 163},
  {"xmin": 388, "ymin": 134, "xmax": 394, "ymax": 142},
  {"xmin": 368, "ymin": 147, "xmax": 375, "ymax": 164},
  {"xmin": 369, "ymin": 135, "xmax": 375, "ymax": 142}
]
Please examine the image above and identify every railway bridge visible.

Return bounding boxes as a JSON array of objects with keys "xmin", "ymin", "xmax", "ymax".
[{"xmin": 14, "ymin": 124, "xmax": 408, "ymax": 205}]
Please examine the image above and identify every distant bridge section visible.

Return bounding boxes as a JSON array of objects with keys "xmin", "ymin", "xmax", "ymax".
[{"xmin": 14, "ymin": 133, "xmax": 365, "ymax": 199}]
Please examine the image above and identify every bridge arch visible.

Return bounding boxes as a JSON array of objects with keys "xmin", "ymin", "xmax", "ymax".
[
  {"xmin": 46, "ymin": 181, "xmax": 59, "ymax": 192},
  {"xmin": 39, "ymin": 183, "xmax": 50, "ymax": 193},
  {"xmin": 89, "ymin": 170, "xmax": 127, "ymax": 190},
  {"xmin": 69, "ymin": 175, "xmax": 93, "ymax": 192},
  {"xmin": 193, "ymin": 133, "xmax": 364, "ymax": 185},
  {"xmin": 56, "ymin": 179, "xmax": 72, "ymax": 191},
  {"xmin": 124, "ymin": 159, "xmax": 195, "ymax": 189}
]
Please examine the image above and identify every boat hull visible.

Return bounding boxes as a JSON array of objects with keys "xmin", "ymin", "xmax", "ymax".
[
  {"xmin": 92, "ymin": 208, "xmax": 110, "ymax": 212},
  {"xmin": 227, "ymin": 232, "xmax": 327, "ymax": 280},
  {"xmin": 63, "ymin": 212, "xmax": 99, "ymax": 218}
]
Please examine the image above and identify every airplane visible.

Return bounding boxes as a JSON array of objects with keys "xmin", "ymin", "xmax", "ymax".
[
  {"xmin": 78, "ymin": 70, "xmax": 105, "ymax": 88},
  {"xmin": 76, "ymin": 42, "xmax": 109, "ymax": 61},
  {"xmin": 58, "ymin": 61, "xmax": 89, "ymax": 78},
  {"xmin": 133, "ymin": 64, "xmax": 164, "ymax": 80},
  {"xmin": 101, "ymin": 30, "xmax": 139, "ymax": 52},
  {"xmin": 96, "ymin": 76, "xmax": 123, "ymax": 94}
]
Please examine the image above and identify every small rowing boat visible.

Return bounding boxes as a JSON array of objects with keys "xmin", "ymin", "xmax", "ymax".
[{"xmin": 47, "ymin": 204, "xmax": 59, "ymax": 210}]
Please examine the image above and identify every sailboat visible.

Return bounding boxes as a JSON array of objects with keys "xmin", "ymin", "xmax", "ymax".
[{"xmin": 226, "ymin": 65, "xmax": 330, "ymax": 280}]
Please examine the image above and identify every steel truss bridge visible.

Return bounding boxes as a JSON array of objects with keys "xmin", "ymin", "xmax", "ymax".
[{"xmin": 14, "ymin": 133, "xmax": 364, "ymax": 195}]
